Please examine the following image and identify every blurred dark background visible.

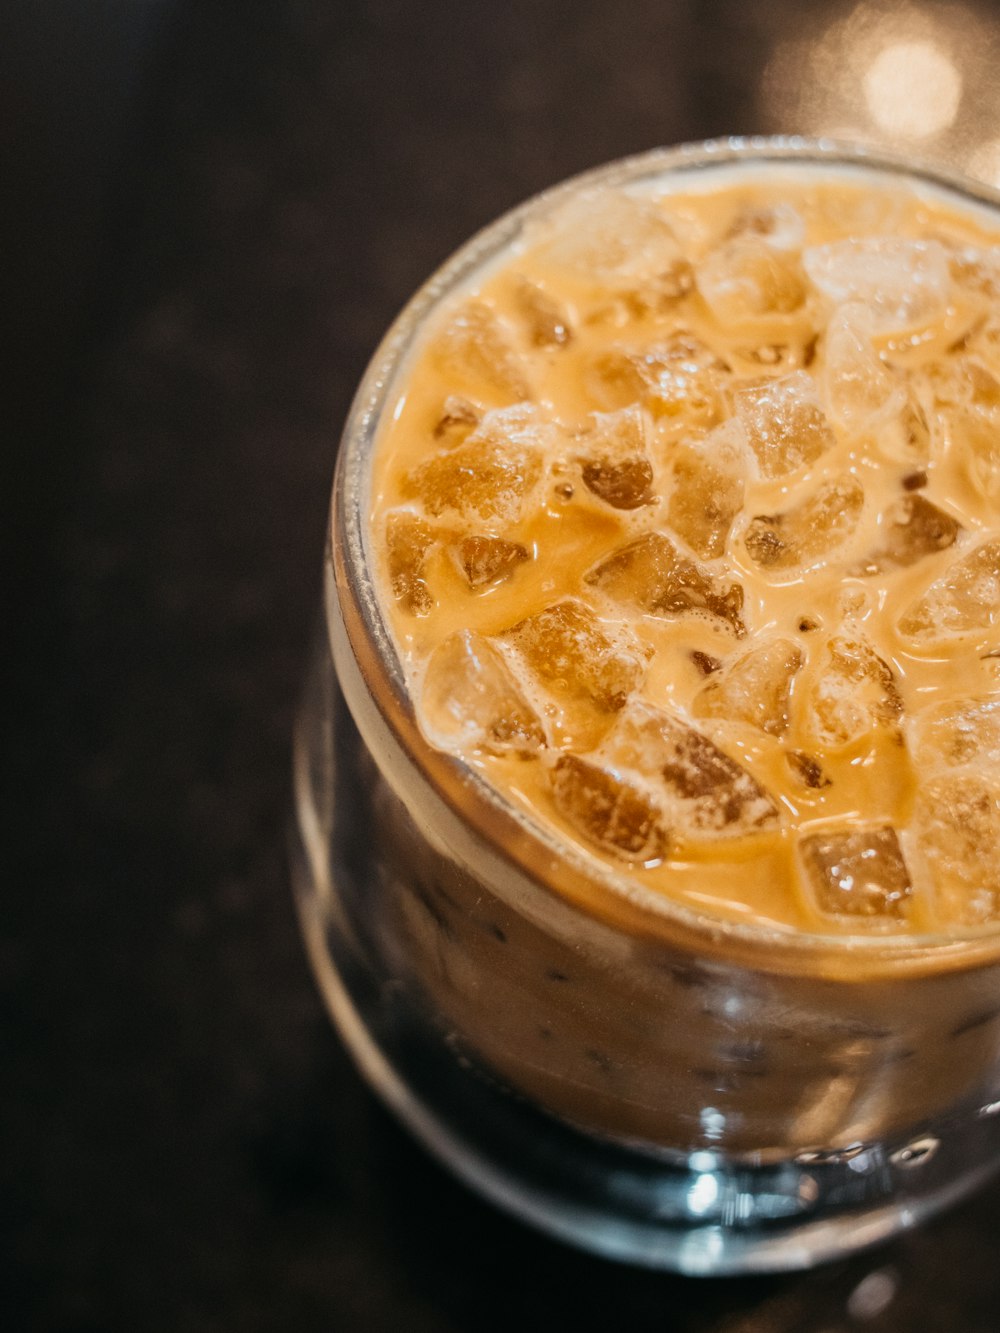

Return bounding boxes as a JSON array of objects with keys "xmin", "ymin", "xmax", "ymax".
[{"xmin": 6, "ymin": 2, "xmax": 1000, "ymax": 1329}]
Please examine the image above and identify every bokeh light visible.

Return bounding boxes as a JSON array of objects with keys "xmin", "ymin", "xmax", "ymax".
[
  {"xmin": 761, "ymin": 1, "xmax": 1000, "ymax": 180},
  {"xmin": 863, "ymin": 39, "xmax": 961, "ymax": 139}
]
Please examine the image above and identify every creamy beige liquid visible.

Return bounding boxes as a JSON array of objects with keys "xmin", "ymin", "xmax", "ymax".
[{"xmin": 370, "ymin": 174, "xmax": 1000, "ymax": 939}]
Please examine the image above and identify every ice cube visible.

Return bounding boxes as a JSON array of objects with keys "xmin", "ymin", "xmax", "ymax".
[
  {"xmin": 822, "ymin": 304, "xmax": 902, "ymax": 438},
  {"xmin": 385, "ymin": 510, "xmax": 439, "ymax": 615},
  {"xmin": 692, "ymin": 638, "xmax": 804, "ymax": 737},
  {"xmin": 513, "ymin": 277, "xmax": 573, "ymax": 348},
  {"xmin": 799, "ymin": 826, "xmax": 912, "ymax": 920},
  {"xmin": 913, "ymin": 772, "xmax": 1000, "ymax": 925},
  {"xmin": 803, "ymin": 238, "xmax": 950, "ymax": 331},
  {"xmin": 734, "ymin": 372, "xmax": 836, "ymax": 478},
  {"xmin": 732, "ymin": 338, "xmax": 816, "ymax": 375},
  {"xmin": 576, "ymin": 406, "xmax": 654, "ymax": 509},
  {"xmin": 433, "ymin": 301, "xmax": 530, "ymax": 400},
  {"xmin": 803, "ymin": 636, "xmax": 903, "ymax": 747},
  {"xmin": 539, "ymin": 189, "xmax": 684, "ymax": 288},
  {"xmin": 451, "ymin": 535, "xmax": 530, "ymax": 589},
  {"xmin": 898, "ymin": 541, "xmax": 1000, "ymax": 642},
  {"xmin": 548, "ymin": 753, "xmax": 668, "ymax": 862},
  {"xmin": 402, "ymin": 405, "xmax": 547, "ymax": 523},
  {"xmin": 586, "ymin": 532, "xmax": 746, "ymax": 636},
  {"xmin": 815, "ymin": 186, "xmax": 905, "ymax": 239},
  {"xmin": 948, "ymin": 406, "xmax": 1000, "ymax": 501},
  {"xmin": 421, "ymin": 631, "xmax": 545, "ymax": 756},
  {"xmin": 927, "ymin": 356, "xmax": 1000, "ymax": 412},
  {"xmin": 433, "ymin": 395, "xmax": 480, "ymax": 443},
  {"xmin": 744, "ymin": 475, "xmax": 864, "ymax": 573},
  {"xmin": 724, "ymin": 202, "xmax": 806, "ymax": 252},
  {"xmin": 650, "ymin": 258, "xmax": 696, "ymax": 305},
  {"xmin": 697, "ymin": 235, "xmax": 806, "ymax": 325},
  {"xmin": 968, "ymin": 360, "xmax": 1000, "ymax": 409},
  {"xmin": 602, "ymin": 700, "xmax": 779, "ymax": 836},
  {"xmin": 586, "ymin": 332, "xmax": 730, "ymax": 424},
  {"xmin": 850, "ymin": 493, "xmax": 960, "ymax": 576},
  {"xmin": 504, "ymin": 599, "xmax": 648, "ymax": 713},
  {"xmin": 876, "ymin": 392, "xmax": 932, "ymax": 464},
  {"xmin": 666, "ymin": 419, "xmax": 749, "ymax": 559},
  {"xmin": 910, "ymin": 695, "xmax": 1000, "ymax": 770}
]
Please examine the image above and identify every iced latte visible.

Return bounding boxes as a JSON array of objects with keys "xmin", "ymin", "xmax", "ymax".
[{"xmin": 307, "ymin": 144, "xmax": 1000, "ymax": 1269}]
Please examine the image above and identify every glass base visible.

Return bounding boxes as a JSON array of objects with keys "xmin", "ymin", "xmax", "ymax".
[{"xmin": 291, "ymin": 789, "xmax": 999, "ymax": 1272}]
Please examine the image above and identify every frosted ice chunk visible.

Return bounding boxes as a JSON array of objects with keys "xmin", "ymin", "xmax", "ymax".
[
  {"xmin": 504, "ymin": 599, "xmax": 648, "ymax": 714},
  {"xmin": 513, "ymin": 277, "xmax": 573, "ymax": 348},
  {"xmin": 850, "ymin": 494, "xmax": 959, "ymax": 576},
  {"xmin": 799, "ymin": 826, "xmax": 912, "ymax": 920},
  {"xmin": 540, "ymin": 189, "xmax": 684, "ymax": 288},
  {"xmin": 385, "ymin": 511, "xmax": 438, "ymax": 615},
  {"xmin": 421, "ymin": 631, "xmax": 545, "ymax": 756},
  {"xmin": 949, "ymin": 245, "xmax": 1000, "ymax": 300},
  {"xmin": 878, "ymin": 393, "xmax": 932, "ymax": 464},
  {"xmin": 666, "ymin": 419, "xmax": 749, "ymax": 559},
  {"xmin": 433, "ymin": 396, "xmax": 480, "ymax": 443},
  {"xmin": 927, "ymin": 356, "xmax": 1000, "ymax": 412},
  {"xmin": 692, "ymin": 638, "xmax": 804, "ymax": 737},
  {"xmin": 576, "ymin": 406, "xmax": 654, "ymax": 510},
  {"xmin": 803, "ymin": 238, "xmax": 950, "ymax": 330},
  {"xmin": 725, "ymin": 202, "xmax": 806, "ymax": 252},
  {"xmin": 734, "ymin": 372, "xmax": 836, "ymax": 478},
  {"xmin": 697, "ymin": 236, "xmax": 806, "ymax": 324},
  {"xmin": 732, "ymin": 338, "xmax": 817, "ymax": 375},
  {"xmin": 402, "ymin": 405, "xmax": 547, "ymax": 523},
  {"xmin": 648, "ymin": 258, "xmax": 696, "ymax": 306},
  {"xmin": 549, "ymin": 753, "xmax": 668, "ymax": 863},
  {"xmin": 913, "ymin": 772, "xmax": 1000, "ymax": 925},
  {"xmin": 910, "ymin": 695, "xmax": 1000, "ymax": 771},
  {"xmin": 803, "ymin": 636, "xmax": 903, "ymax": 747},
  {"xmin": 948, "ymin": 406, "xmax": 1000, "ymax": 501},
  {"xmin": 601, "ymin": 700, "xmax": 779, "ymax": 837},
  {"xmin": 578, "ymin": 265, "xmax": 694, "ymax": 328},
  {"xmin": 822, "ymin": 304, "xmax": 902, "ymax": 436},
  {"xmin": 433, "ymin": 301, "xmax": 530, "ymax": 400},
  {"xmin": 898, "ymin": 541, "xmax": 1000, "ymax": 642},
  {"xmin": 744, "ymin": 475, "xmax": 864, "ymax": 572},
  {"xmin": 586, "ymin": 532, "xmax": 746, "ymax": 635},
  {"xmin": 451, "ymin": 535, "xmax": 529, "ymax": 589},
  {"xmin": 587, "ymin": 332, "xmax": 729, "ymax": 424},
  {"xmin": 816, "ymin": 187, "xmax": 906, "ymax": 238},
  {"xmin": 966, "ymin": 360, "xmax": 1000, "ymax": 409}
]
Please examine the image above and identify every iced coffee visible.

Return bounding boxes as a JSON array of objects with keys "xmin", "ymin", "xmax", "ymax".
[
  {"xmin": 356, "ymin": 163, "xmax": 1000, "ymax": 1155},
  {"xmin": 301, "ymin": 150, "xmax": 1000, "ymax": 1272}
]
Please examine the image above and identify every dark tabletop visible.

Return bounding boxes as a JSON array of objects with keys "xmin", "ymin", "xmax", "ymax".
[{"xmin": 7, "ymin": 2, "xmax": 1000, "ymax": 1329}]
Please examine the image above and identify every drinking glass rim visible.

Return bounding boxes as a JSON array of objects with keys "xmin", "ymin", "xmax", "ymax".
[{"xmin": 330, "ymin": 135, "xmax": 1000, "ymax": 974}]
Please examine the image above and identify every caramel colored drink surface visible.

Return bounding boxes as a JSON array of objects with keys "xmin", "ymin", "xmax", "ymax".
[{"xmin": 369, "ymin": 169, "xmax": 1000, "ymax": 940}]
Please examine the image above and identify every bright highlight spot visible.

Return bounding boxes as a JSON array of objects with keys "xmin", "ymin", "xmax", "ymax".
[
  {"xmin": 863, "ymin": 40, "xmax": 962, "ymax": 139},
  {"xmin": 687, "ymin": 1172, "xmax": 720, "ymax": 1216}
]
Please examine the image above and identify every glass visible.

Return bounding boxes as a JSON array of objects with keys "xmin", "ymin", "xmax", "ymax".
[{"xmin": 292, "ymin": 138, "xmax": 1000, "ymax": 1275}]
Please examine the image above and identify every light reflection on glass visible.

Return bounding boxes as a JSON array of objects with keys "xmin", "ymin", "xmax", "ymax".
[
  {"xmin": 686, "ymin": 1171, "xmax": 720, "ymax": 1216},
  {"xmin": 700, "ymin": 1105, "xmax": 726, "ymax": 1140}
]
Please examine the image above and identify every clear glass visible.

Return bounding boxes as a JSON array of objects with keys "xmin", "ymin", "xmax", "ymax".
[{"xmin": 293, "ymin": 138, "xmax": 1000, "ymax": 1274}]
